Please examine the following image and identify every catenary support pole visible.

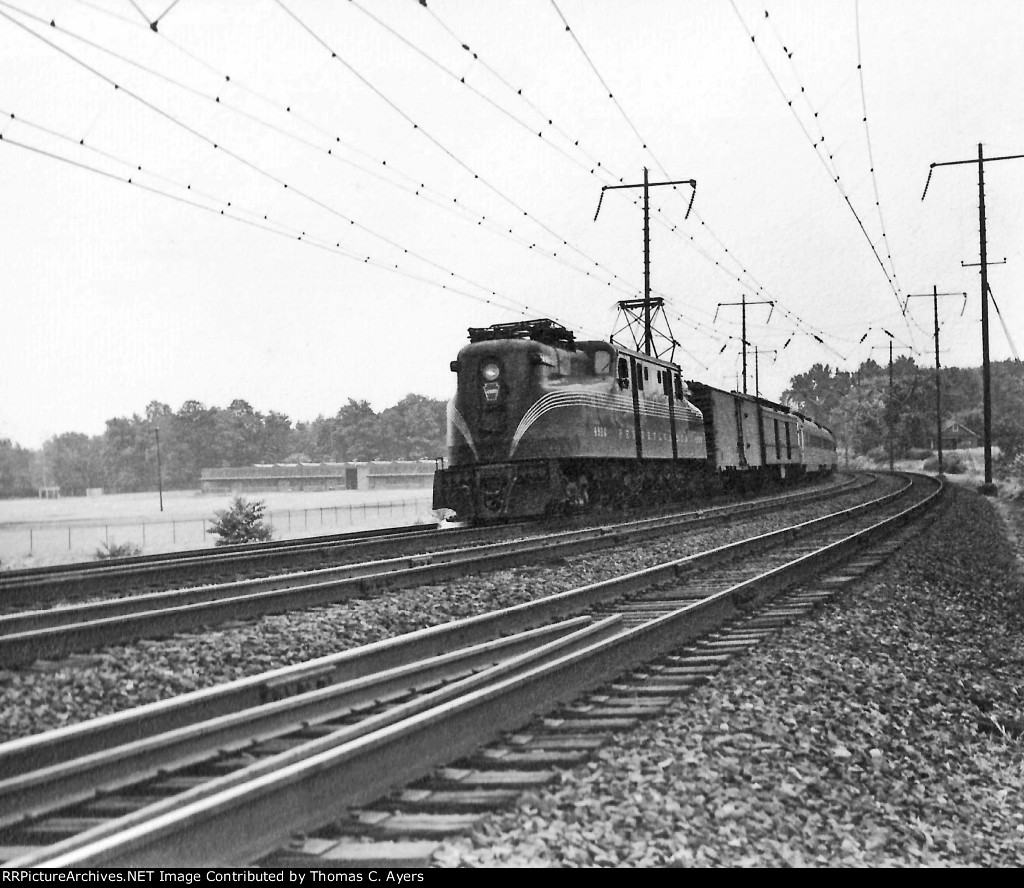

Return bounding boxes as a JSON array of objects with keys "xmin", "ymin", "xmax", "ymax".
[
  {"xmin": 922, "ymin": 142, "xmax": 1024, "ymax": 492},
  {"xmin": 905, "ymin": 286, "xmax": 966, "ymax": 474}
]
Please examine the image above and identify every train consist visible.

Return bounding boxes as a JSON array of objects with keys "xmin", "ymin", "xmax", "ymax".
[{"xmin": 433, "ymin": 319, "xmax": 837, "ymax": 522}]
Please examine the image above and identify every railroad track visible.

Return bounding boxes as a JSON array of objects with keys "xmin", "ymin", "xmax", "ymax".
[
  {"xmin": 0, "ymin": 477, "xmax": 858, "ymax": 609},
  {"xmin": 0, "ymin": 472, "xmax": 941, "ymax": 867},
  {"xmin": 0, "ymin": 476, "xmax": 870, "ymax": 666},
  {"xmin": 0, "ymin": 522, "xmax": 454, "ymax": 608}
]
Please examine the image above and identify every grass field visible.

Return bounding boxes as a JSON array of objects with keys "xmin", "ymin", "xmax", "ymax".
[{"xmin": 0, "ymin": 487, "xmax": 436, "ymax": 570}]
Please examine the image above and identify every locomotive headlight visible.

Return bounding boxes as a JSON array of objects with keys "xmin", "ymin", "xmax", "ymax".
[{"xmin": 481, "ymin": 361, "xmax": 501, "ymax": 382}]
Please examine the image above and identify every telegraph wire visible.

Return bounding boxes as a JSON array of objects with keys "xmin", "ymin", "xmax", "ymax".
[
  {"xmin": 0, "ymin": 3, "xmax": 511, "ymax": 244},
  {"xmin": 0, "ymin": 105, "xmax": 295, "ymax": 234},
  {"xmin": 854, "ymin": 0, "xmax": 903, "ymax": 302},
  {"xmin": 422, "ymin": 2, "xmax": 612, "ymax": 179},
  {"xmin": 0, "ymin": 6, "xmax": 605, "ymax": 333},
  {"xmin": 414, "ymin": 0, "xmax": 855, "ymax": 360},
  {"xmin": 403, "ymin": 2, "xmax": 750, "ymax": 307},
  {"xmin": 760, "ymin": 7, "xmax": 843, "ymax": 186},
  {"xmin": 269, "ymin": 0, "xmax": 636, "ymax": 297},
  {"xmin": 11, "ymin": 2, "xmax": 637, "ymax": 301},
  {"xmin": 0, "ymin": 124, "xmax": 560, "ymax": 325},
  {"xmin": 728, "ymin": 1, "xmax": 909, "ymax": 339},
  {"xmin": 548, "ymin": 0, "xmax": 857, "ymax": 361},
  {"xmin": 346, "ymin": 0, "xmax": 600, "ymax": 180},
  {"xmin": 25, "ymin": 3, "xmax": 888, "ymax": 370},
  {"xmin": 548, "ymin": 0, "xmax": 649, "ymax": 153}
]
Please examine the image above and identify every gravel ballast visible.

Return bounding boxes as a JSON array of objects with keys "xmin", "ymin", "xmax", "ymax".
[
  {"xmin": 0, "ymin": 481, "xmax": 887, "ymax": 743},
  {"xmin": 431, "ymin": 485, "xmax": 1024, "ymax": 867}
]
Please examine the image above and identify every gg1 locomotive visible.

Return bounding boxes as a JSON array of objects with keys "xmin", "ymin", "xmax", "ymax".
[{"xmin": 432, "ymin": 318, "xmax": 837, "ymax": 522}]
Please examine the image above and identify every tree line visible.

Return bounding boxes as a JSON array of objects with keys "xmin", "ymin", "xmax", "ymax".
[
  {"xmin": 0, "ymin": 395, "xmax": 446, "ymax": 498},
  {"xmin": 3, "ymin": 358, "xmax": 1022, "ymax": 499},
  {"xmin": 783, "ymin": 357, "xmax": 1024, "ymax": 462}
]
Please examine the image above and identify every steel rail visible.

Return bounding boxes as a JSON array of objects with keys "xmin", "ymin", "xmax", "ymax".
[
  {"xmin": 0, "ymin": 522, "xmax": 436, "ymax": 593},
  {"xmin": 0, "ymin": 476, "xmax": 858, "ymax": 608},
  {"xmin": 0, "ymin": 472, "xmax": 882, "ymax": 774},
  {"xmin": 1, "ymin": 472, "xmax": 918, "ymax": 839},
  {"xmin": 9, "ymin": 474, "xmax": 941, "ymax": 866},
  {"xmin": 0, "ymin": 476, "xmax": 868, "ymax": 666},
  {"xmin": 0, "ymin": 615, "xmax": 620, "ymax": 831}
]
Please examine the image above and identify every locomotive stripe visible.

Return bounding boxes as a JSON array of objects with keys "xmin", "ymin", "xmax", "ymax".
[
  {"xmin": 448, "ymin": 401, "xmax": 479, "ymax": 461},
  {"xmin": 508, "ymin": 391, "xmax": 703, "ymax": 458}
]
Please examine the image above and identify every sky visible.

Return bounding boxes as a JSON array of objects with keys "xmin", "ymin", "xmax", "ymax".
[{"xmin": 1, "ymin": 0, "xmax": 1023, "ymax": 449}]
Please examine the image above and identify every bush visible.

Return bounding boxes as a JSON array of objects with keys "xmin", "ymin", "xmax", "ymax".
[
  {"xmin": 94, "ymin": 540, "xmax": 143, "ymax": 560},
  {"xmin": 208, "ymin": 496, "xmax": 273, "ymax": 546},
  {"xmin": 865, "ymin": 446, "xmax": 889, "ymax": 465},
  {"xmin": 923, "ymin": 453, "xmax": 965, "ymax": 474},
  {"xmin": 907, "ymin": 448, "xmax": 934, "ymax": 461}
]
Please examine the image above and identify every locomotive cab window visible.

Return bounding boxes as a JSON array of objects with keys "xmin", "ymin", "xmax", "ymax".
[
  {"xmin": 617, "ymin": 357, "xmax": 629, "ymax": 388},
  {"xmin": 593, "ymin": 350, "xmax": 612, "ymax": 375}
]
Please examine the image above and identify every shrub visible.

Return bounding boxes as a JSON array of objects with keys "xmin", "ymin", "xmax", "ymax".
[
  {"xmin": 923, "ymin": 453, "xmax": 965, "ymax": 474},
  {"xmin": 906, "ymin": 448, "xmax": 934, "ymax": 461},
  {"xmin": 208, "ymin": 496, "xmax": 273, "ymax": 546},
  {"xmin": 95, "ymin": 540, "xmax": 143, "ymax": 560},
  {"xmin": 865, "ymin": 446, "xmax": 889, "ymax": 465}
]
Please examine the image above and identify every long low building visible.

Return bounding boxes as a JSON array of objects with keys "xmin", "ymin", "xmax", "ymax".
[{"xmin": 200, "ymin": 460, "xmax": 437, "ymax": 493}]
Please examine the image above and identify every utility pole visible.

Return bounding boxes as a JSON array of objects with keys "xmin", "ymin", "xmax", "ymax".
[
  {"xmin": 715, "ymin": 296, "xmax": 774, "ymax": 394},
  {"xmin": 754, "ymin": 346, "xmax": 778, "ymax": 400},
  {"xmin": 888, "ymin": 340, "xmax": 894, "ymax": 472},
  {"xmin": 905, "ymin": 286, "xmax": 967, "ymax": 474},
  {"xmin": 595, "ymin": 169, "xmax": 696, "ymax": 355},
  {"xmin": 922, "ymin": 143, "xmax": 1024, "ymax": 492},
  {"xmin": 154, "ymin": 427, "xmax": 164, "ymax": 512},
  {"xmin": 870, "ymin": 336, "xmax": 912, "ymax": 473}
]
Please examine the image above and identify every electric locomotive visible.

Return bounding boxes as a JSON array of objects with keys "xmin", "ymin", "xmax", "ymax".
[{"xmin": 433, "ymin": 318, "xmax": 837, "ymax": 522}]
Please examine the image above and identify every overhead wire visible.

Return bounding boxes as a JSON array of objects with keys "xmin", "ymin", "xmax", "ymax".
[
  {"xmin": 0, "ymin": 9, "xmax": 588, "ymax": 331},
  {"xmin": 728, "ymin": 0, "xmax": 913, "ymax": 344},
  {"xmin": 0, "ymin": 0, "xmax": 631, "ymax": 304},
  {"xmin": 854, "ymin": 0, "xmax": 903, "ymax": 303},
  {"xmin": 987, "ymin": 283, "xmax": 1021, "ymax": 362},
  {"xmin": 269, "ymin": 0, "xmax": 640, "ymax": 303},
  {"xmin": 346, "ymin": 0, "xmax": 605, "ymax": 182},
  {"xmin": 547, "ymin": 0, "xmax": 855, "ymax": 368},
  {"xmin": 0, "ymin": 109, "xmax": 552, "ymax": 321},
  {"xmin": 422, "ymin": 2, "xmax": 613, "ymax": 179},
  {"xmin": 400, "ymin": 0, "xmax": 857, "ymax": 367}
]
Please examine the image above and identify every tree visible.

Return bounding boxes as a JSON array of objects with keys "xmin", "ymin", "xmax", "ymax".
[
  {"xmin": 376, "ymin": 394, "xmax": 446, "ymax": 460},
  {"xmin": 207, "ymin": 496, "xmax": 273, "ymax": 546},
  {"xmin": 101, "ymin": 415, "xmax": 151, "ymax": 492},
  {"xmin": 43, "ymin": 432, "xmax": 102, "ymax": 495},
  {"xmin": 261, "ymin": 411, "xmax": 293, "ymax": 463},
  {"xmin": 213, "ymin": 399, "xmax": 263, "ymax": 468},
  {"xmin": 165, "ymin": 400, "xmax": 216, "ymax": 486},
  {"xmin": 331, "ymin": 399, "xmax": 380, "ymax": 461},
  {"xmin": 991, "ymin": 361, "xmax": 1024, "ymax": 461},
  {"xmin": 0, "ymin": 438, "xmax": 36, "ymax": 497},
  {"xmin": 783, "ymin": 363, "xmax": 853, "ymax": 430}
]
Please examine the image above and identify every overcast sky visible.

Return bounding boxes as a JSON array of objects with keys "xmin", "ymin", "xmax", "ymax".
[{"xmin": 2, "ymin": 0, "xmax": 1022, "ymax": 448}]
